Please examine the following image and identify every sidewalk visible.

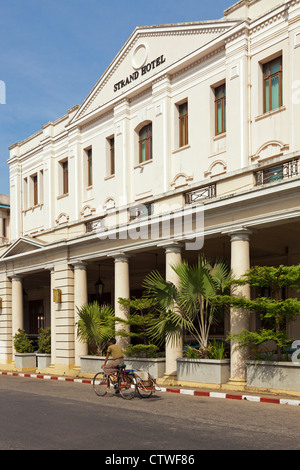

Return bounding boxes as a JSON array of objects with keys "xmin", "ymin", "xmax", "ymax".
[
  {"xmin": 157, "ymin": 382, "xmax": 300, "ymax": 406},
  {"xmin": 1, "ymin": 369, "xmax": 300, "ymax": 407}
]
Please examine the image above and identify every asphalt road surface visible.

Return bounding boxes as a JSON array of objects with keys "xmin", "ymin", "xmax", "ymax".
[{"xmin": 0, "ymin": 374, "xmax": 299, "ymax": 452}]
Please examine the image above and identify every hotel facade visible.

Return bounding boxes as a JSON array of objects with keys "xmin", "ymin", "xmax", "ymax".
[{"xmin": 1, "ymin": 0, "xmax": 300, "ymax": 384}]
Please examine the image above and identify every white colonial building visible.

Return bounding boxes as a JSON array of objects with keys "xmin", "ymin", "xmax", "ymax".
[{"xmin": 1, "ymin": 0, "xmax": 300, "ymax": 384}]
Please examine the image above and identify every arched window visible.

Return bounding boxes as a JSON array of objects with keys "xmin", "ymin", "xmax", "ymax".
[{"xmin": 139, "ymin": 123, "xmax": 152, "ymax": 163}]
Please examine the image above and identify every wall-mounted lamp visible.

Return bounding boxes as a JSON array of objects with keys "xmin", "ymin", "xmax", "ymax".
[{"xmin": 53, "ymin": 289, "xmax": 62, "ymax": 303}]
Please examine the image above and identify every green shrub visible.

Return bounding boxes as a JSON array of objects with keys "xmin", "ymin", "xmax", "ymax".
[
  {"xmin": 183, "ymin": 346, "xmax": 203, "ymax": 359},
  {"xmin": 209, "ymin": 340, "xmax": 226, "ymax": 359},
  {"xmin": 14, "ymin": 329, "xmax": 34, "ymax": 353},
  {"xmin": 38, "ymin": 327, "xmax": 51, "ymax": 354},
  {"xmin": 183, "ymin": 341, "xmax": 226, "ymax": 359},
  {"xmin": 124, "ymin": 344, "xmax": 159, "ymax": 358}
]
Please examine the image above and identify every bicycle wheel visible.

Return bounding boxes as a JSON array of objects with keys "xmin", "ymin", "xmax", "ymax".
[
  {"xmin": 118, "ymin": 373, "xmax": 135, "ymax": 400},
  {"xmin": 136, "ymin": 380, "xmax": 153, "ymax": 398},
  {"xmin": 93, "ymin": 372, "xmax": 108, "ymax": 396}
]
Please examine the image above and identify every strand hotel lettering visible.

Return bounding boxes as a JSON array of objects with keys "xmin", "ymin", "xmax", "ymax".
[{"xmin": 114, "ymin": 55, "xmax": 166, "ymax": 92}]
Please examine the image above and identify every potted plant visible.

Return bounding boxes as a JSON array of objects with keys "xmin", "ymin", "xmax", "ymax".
[
  {"xmin": 36, "ymin": 327, "xmax": 51, "ymax": 370},
  {"xmin": 76, "ymin": 302, "xmax": 117, "ymax": 374},
  {"xmin": 118, "ymin": 297, "xmax": 166, "ymax": 378},
  {"xmin": 143, "ymin": 256, "xmax": 232, "ymax": 384},
  {"xmin": 14, "ymin": 328, "xmax": 36, "ymax": 371},
  {"xmin": 215, "ymin": 264, "xmax": 300, "ymax": 391},
  {"xmin": 176, "ymin": 340, "xmax": 230, "ymax": 384}
]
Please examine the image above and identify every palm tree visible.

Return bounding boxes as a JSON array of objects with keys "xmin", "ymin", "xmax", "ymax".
[
  {"xmin": 143, "ymin": 256, "xmax": 232, "ymax": 358},
  {"xmin": 76, "ymin": 302, "xmax": 116, "ymax": 354}
]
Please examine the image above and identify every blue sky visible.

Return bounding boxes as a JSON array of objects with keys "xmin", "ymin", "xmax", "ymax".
[{"xmin": 0, "ymin": 0, "xmax": 231, "ymax": 196}]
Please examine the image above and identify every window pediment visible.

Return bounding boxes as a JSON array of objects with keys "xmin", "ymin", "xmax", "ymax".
[
  {"xmin": 251, "ymin": 141, "xmax": 289, "ymax": 163},
  {"xmin": 0, "ymin": 237, "xmax": 44, "ymax": 259}
]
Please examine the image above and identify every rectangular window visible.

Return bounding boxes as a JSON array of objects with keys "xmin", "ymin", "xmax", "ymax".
[
  {"xmin": 179, "ymin": 102, "xmax": 188, "ymax": 147},
  {"xmin": 23, "ymin": 177, "xmax": 28, "ymax": 209},
  {"xmin": 87, "ymin": 148, "xmax": 93, "ymax": 186},
  {"xmin": 32, "ymin": 174, "xmax": 38, "ymax": 206},
  {"xmin": 3, "ymin": 218, "xmax": 6, "ymax": 238},
  {"xmin": 62, "ymin": 160, "xmax": 68, "ymax": 195},
  {"xmin": 39, "ymin": 170, "xmax": 44, "ymax": 204},
  {"xmin": 263, "ymin": 56, "xmax": 282, "ymax": 113},
  {"xmin": 109, "ymin": 138, "xmax": 115, "ymax": 175},
  {"xmin": 215, "ymin": 84, "xmax": 226, "ymax": 135}
]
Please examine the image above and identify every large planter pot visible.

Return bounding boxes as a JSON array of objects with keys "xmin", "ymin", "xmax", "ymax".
[
  {"xmin": 36, "ymin": 353, "xmax": 51, "ymax": 370},
  {"xmin": 15, "ymin": 353, "xmax": 36, "ymax": 371},
  {"xmin": 80, "ymin": 356, "xmax": 106, "ymax": 374},
  {"xmin": 246, "ymin": 360, "xmax": 300, "ymax": 392},
  {"xmin": 177, "ymin": 358, "xmax": 230, "ymax": 384},
  {"xmin": 124, "ymin": 357, "xmax": 166, "ymax": 378}
]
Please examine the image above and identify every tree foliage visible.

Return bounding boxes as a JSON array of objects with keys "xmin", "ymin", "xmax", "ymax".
[
  {"xmin": 118, "ymin": 296, "xmax": 159, "ymax": 357},
  {"xmin": 142, "ymin": 256, "xmax": 232, "ymax": 358},
  {"xmin": 213, "ymin": 264, "xmax": 300, "ymax": 360}
]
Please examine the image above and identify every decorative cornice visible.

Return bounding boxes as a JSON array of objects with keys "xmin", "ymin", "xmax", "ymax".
[
  {"xmin": 80, "ymin": 109, "xmax": 114, "ymax": 130},
  {"xmin": 249, "ymin": 9, "xmax": 288, "ymax": 36},
  {"xmin": 225, "ymin": 26, "xmax": 249, "ymax": 45},
  {"xmin": 170, "ymin": 46, "xmax": 225, "ymax": 80}
]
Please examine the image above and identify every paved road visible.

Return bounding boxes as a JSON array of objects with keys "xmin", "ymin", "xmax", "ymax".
[{"xmin": 0, "ymin": 374, "xmax": 299, "ymax": 451}]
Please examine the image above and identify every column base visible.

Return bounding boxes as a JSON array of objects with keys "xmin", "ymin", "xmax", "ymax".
[
  {"xmin": 160, "ymin": 372, "xmax": 177, "ymax": 385},
  {"xmin": 225, "ymin": 378, "xmax": 247, "ymax": 391}
]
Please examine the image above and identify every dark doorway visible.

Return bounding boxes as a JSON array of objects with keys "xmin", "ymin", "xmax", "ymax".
[{"xmin": 28, "ymin": 300, "xmax": 44, "ymax": 335}]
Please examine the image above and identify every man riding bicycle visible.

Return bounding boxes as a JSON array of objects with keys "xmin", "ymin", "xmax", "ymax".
[{"xmin": 102, "ymin": 338, "xmax": 124, "ymax": 391}]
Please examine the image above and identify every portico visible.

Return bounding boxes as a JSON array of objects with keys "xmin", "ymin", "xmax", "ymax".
[
  {"xmin": 1, "ymin": 0, "xmax": 300, "ymax": 386},
  {"xmin": 1, "ymin": 206, "xmax": 299, "ymax": 379}
]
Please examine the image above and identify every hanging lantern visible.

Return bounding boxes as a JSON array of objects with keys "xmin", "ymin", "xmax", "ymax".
[{"xmin": 95, "ymin": 265, "xmax": 104, "ymax": 299}]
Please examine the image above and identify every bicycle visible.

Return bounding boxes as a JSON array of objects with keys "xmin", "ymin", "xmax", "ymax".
[
  {"xmin": 93, "ymin": 364, "xmax": 158, "ymax": 399},
  {"xmin": 93, "ymin": 364, "xmax": 136, "ymax": 400}
]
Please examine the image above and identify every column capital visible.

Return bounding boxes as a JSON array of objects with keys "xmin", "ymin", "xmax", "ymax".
[
  {"xmin": 109, "ymin": 252, "xmax": 130, "ymax": 263},
  {"xmin": 222, "ymin": 227, "xmax": 252, "ymax": 242},
  {"xmin": 158, "ymin": 241, "xmax": 183, "ymax": 254},
  {"xmin": 44, "ymin": 264, "xmax": 55, "ymax": 272},
  {"xmin": 10, "ymin": 275, "xmax": 23, "ymax": 282},
  {"xmin": 71, "ymin": 260, "xmax": 88, "ymax": 270}
]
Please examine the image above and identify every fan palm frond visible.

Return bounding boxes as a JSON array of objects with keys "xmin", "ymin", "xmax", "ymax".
[
  {"xmin": 76, "ymin": 302, "xmax": 116, "ymax": 351},
  {"xmin": 144, "ymin": 256, "xmax": 232, "ymax": 353}
]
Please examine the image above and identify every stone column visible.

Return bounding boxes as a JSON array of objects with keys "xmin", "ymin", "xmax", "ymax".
[
  {"xmin": 73, "ymin": 262, "xmax": 88, "ymax": 366},
  {"xmin": 0, "ymin": 274, "xmax": 12, "ymax": 364},
  {"xmin": 229, "ymin": 229, "xmax": 251, "ymax": 384},
  {"xmin": 50, "ymin": 267, "xmax": 56, "ymax": 365},
  {"xmin": 164, "ymin": 243, "xmax": 182, "ymax": 377},
  {"xmin": 113, "ymin": 253, "xmax": 130, "ymax": 350},
  {"xmin": 11, "ymin": 276, "xmax": 23, "ymax": 353}
]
